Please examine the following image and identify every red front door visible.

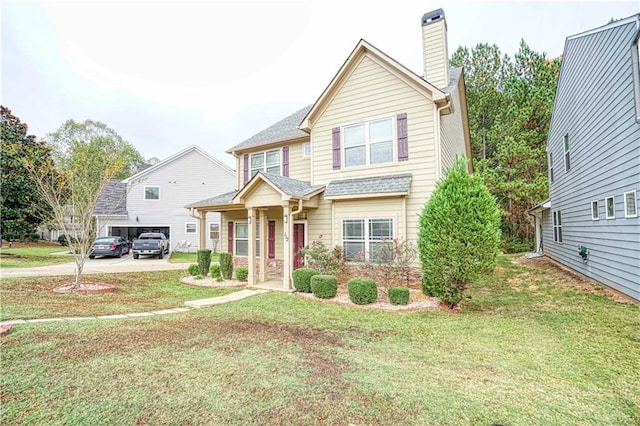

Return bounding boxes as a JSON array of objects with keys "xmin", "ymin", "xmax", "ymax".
[{"xmin": 293, "ymin": 223, "xmax": 305, "ymax": 269}]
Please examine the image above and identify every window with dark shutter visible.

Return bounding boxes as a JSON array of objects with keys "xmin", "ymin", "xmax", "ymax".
[
  {"xmin": 268, "ymin": 220, "xmax": 276, "ymax": 259},
  {"xmin": 397, "ymin": 113, "xmax": 408, "ymax": 161},
  {"xmin": 282, "ymin": 146, "xmax": 289, "ymax": 177},
  {"xmin": 332, "ymin": 127, "xmax": 341, "ymax": 169},
  {"xmin": 227, "ymin": 222, "xmax": 234, "ymax": 253},
  {"xmin": 243, "ymin": 154, "xmax": 249, "ymax": 184}
]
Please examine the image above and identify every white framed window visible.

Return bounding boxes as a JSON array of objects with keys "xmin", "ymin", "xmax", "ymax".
[
  {"xmin": 553, "ymin": 211, "xmax": 562, "ymax": 243},
  {"xmin": 606, "ymin": 196, "xmax": 615, "ymax": 219},
  {"xmin": 591, "ymin": 200, "xmax": 599, "ymax": 220},
  {"xmin": 209, "ymin": 223, "xmax": 220, "ymax": 239},
  {"xmin": 563, "ymin": 133, "xmax": 570, "ymax": 172},
  {"xmin": 185, "ymin": 222, "xmax": 197, "ymax": 234},
  {"xmin": 624, "ymin": 190, "xmax": 637, "ymax": 218},
  {"xmin": 251, "ymin": 149, "xmax": 280, "ymax": 176},
  {"xmin": 235, "ymin": 222, "xmax": 248, "ymax": 256},
  {"xmin": 548, "ymin": 152, "xmax": 554, "ymax": 183},
  {"xmin": 303, "ymin": 142, "xmax": 311, "ymax": 157},
  {"xmin": 342, "ymin": 218, "xmax": 394, "ymax": 261},
  {"xmin": 344, "ymin": 117, "xmax": 394, "ymax": 168},
  {"xmin": 144, "ymin": 186, "xmax": 160, "ymax": 200}
]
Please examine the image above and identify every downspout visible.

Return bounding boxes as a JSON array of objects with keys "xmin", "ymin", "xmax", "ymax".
[
  {"xmin": 434, "ymin": 94, "xmax": 452, "ymax": 180},
  {"xmin": 288, "ymin": 199, "xmax": 304, "ymax": 290}
]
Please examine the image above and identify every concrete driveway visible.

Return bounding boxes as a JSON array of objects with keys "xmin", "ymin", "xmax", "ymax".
[{"xmin": 1, "ymin": 253, "xmax": 189, "ymax": 278}]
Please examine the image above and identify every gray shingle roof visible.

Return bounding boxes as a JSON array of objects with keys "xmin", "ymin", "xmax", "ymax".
[
  {"xmin": 94, "ymin": 180, "xmax": 127, "ymax": 215},
  {"xmin": 441, "ymin": 67, "xmax": 463, "ymax": 93},
  {"xmin": 258, "ymin": 172, "xmax": 325, "ymax": 198},
  {"xmin": 325, "ymin": 173, "xmax": 412, "ymax": 197},
  {"xmin": 228, "ymin": 105, "xmax": 312, "ymax": 152},
  {"xmin": 186, "ymin": 190, "xmax": 239, "ymax": 208}
]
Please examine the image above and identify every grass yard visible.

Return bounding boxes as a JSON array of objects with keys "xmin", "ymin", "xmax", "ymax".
[
  {"xmin": 0, "ymin": 245, "xmax": 74, "ymax": 268},
  {"xmin": 168, "ymin": 251, "xmax": 219, "ymax": 264},
  {"xmin": 1, "ymin": 256, "xmax": 639, "ymax": 425}
]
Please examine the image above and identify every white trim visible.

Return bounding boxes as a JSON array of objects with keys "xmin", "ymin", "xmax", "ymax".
[
  {"xmin": 343, "ymin": 117, "xmax": 395, "ymax": 168},
  {"xmin": 341, "ymin": 217, "xmax": 395, "ymax": 261},
  {"xmin": 144, "ymin": 185, "xmax": 160, "ymax": 200},
  {"xmin": 234, "ymin": 221, "xmax": 249, "ymax": 257},
  {"xmin": 606, "ymin": 196, "xmax": 616, "ymax": 219},
  {"xmin": 553, "ymin": 210, "xmax": 563, "ymax": 243},
  {"xmin": 250, "ymin": 148, "xmax": 281, "ymax": 177},
  {"xmin": 185, "ymin": 222, "xmax": 197, "ymax": 234},
  {"xmin": 633, "ymin": 27, "xmax": 640, "ymax": 123},
  {"xmin": 563, "ymin": 133, "xmax": 570, "ymax": 173},
  {"xmin": 591, "ymin": 200, "xmax": 599, "ymax": 221},
  {"xmin": 624, "ymin": 190, "xmax": 638, "ymax": 218},
  {"xmin": 303, "ymin": 142, "xmax": 311, "ymax": 157}
]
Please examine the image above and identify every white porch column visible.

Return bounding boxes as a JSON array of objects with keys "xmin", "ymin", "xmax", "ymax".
[
  {"xmin": 534, "ymin": 213, "xmax": 542, "ymax": 253},
  {"xmin": 247, "ymin": 207, "xmax": 256, "ymax": 286},
  {"xmin": 282, "ymin": 204, "xmax": 292, "ymax": 290},
  {"xmin": 259, "ymin": 209, "xmax": 267, "ymax": 283},
  {"xmin": 199, "ymin": 212, "xmax": 206, "ymax": 250}
]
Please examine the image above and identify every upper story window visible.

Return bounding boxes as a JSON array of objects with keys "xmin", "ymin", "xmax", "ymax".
[
  {"xmin": 303, "ymin": 142, "xmax": 311, "ymax": 157},
  {"xmin": 144, "ymin": 186, "xmax": 160, "ymax": 200},
  {"xmin": 344, "ymin": 118, "xmax": 394, "ymax": 168},
  {"xmin": 548, "ymin": 152, "xmax": 554, "ymax": 183},
  {"xmin": 563, "ymin": 133, "xmax": 570, "ymax": 172},
  {"xmin": 251, "ymin": 149, "xmax": 280, "ymax": 176},
  {"xmin": 624, "ymin": 190, "xmax": 637, "ymax": 218},
  {"xmin": 606, "ymin": 196, "xmax": 615, "ymax": 219}
]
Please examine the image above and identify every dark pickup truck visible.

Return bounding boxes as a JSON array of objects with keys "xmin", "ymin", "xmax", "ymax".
[{"xmin": 131, "ymin": 233, "xmax": 170, "ymax": 259}]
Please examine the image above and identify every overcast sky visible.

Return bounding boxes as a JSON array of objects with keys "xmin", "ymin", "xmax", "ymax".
[{"xmin": 2, "ymin": 1, "xmax": 638, "ymax": 168}]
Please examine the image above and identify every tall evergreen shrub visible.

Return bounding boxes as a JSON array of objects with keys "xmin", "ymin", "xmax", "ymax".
[
  {"xmin": 197, "ymin": 249, "xmax": 212, "ymax": 277},
  {"xmin": 418, "ymin": 156, "xmax": 501, "ymax": 308},
  {"xmin": 219, "ymin": 253, "xmax": 233, "ymax": 279}
]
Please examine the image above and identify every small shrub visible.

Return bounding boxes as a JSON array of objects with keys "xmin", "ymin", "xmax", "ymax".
[
  {"xmin": 310, "ymin": 275, "xmax": 338, "ymax": 299},
  {"xmin": 292, "ymin": 267, "xmax": 319, "ymax": 293},
  {"xmin": 210, "ymin": 264, "xmax": 221, "ymax": 279},
  {"xmin": 235, "ymin": 267, "xmax": 248, "ymax": 281},
  {"xmin": 219, "ymin": 253, "xmax": 233, "ymax": 279},
  {"xmin": 347, "ymin": 277, "xmax": 378, "ymax": 305},
  {"xmin": 197, "ymin": 249, "xmax": 212, "ymax": 276},
  {"xmin": 297, "ymin": 235, "xmax": 346, "ymax": 276},
  {"xmin": 388, "ymin": 286, "xmax": 410, "ymax": 305},
  {"xmin": 187, "ymin": 264, "xmax": 199, "ymax": 276},
  {"xmin": 28, "ymin": 233, "xmax": 40, "ymax": 242}
]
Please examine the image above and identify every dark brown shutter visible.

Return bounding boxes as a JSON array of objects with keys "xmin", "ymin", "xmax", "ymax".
[
  {"xmin": 227, "ymin": 222, "xmax": 234, "ymax": 253},
  {"xmin": 332, "ymin": 127, "xmax": 341, "ymax": 169},
  {"xmin": 268, "ymin": 220, "xmax": 276, "ymax": 259},
  {"xmin": 243, "ymin": 154, "xmax": 249, "ymax": 184},
  {"xmin": 397, "ymin": 113, "xmax": 408, "ymax": 161},
  {"xmin": 282, "ymin": 146, "xmax": 289, "ymax": 177}
]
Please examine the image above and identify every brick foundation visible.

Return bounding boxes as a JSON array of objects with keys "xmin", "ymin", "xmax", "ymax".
[{"xmin": 233, "ymin": 257, "xmax": 284, "ymax": 279}]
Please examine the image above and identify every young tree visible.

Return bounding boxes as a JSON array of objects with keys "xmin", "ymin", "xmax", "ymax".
[
  {"xmin": 0, "ymin": 106, "xmax": 53, "ymax": 241},
  {"xmin": 418, "ymin": 157, "xmax": 501, "ymax": 308},
  {"xmin": 25, "ymin": 119, "xmax": 144, "ymax": 289}
]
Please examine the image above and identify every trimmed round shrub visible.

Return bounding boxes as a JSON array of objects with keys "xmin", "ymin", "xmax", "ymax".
[
  {"xmin": 187, "ymin": 264, "xmax": 199, "ymax": 276},
  {"xmin": 210, "ymin": 264, "xmax": 221, "ymax": 278},
  {"xmin": 347, "ymin": 277, "xmax": 378, "ymax": 305},
  {"xmin": 310, "ymin": 275, "xmax": 338, "ymax": 299},
  {"xmin": 292, "ymin": 267, "xmax": 319, "ymax": 293},
  {"xmin": 388, "ymin": 286, "xmax": 410, "ymax": 305},
  {"xmin": 235, "ymin": 267, "xmax": 248, "ymax": 281},
  {"xmin": 219, "ymin": 253, "xmax": 233, "ymax": 279}
]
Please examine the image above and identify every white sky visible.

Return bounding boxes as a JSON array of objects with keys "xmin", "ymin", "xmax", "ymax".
[{"xmin": 2, "ymin": 0, "xmax": 638, "ymax": 168}]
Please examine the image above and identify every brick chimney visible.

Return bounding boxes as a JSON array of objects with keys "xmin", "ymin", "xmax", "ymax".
[{"xmin": 421, "ymin": 9, "xmax": 450, "ymax": 88}]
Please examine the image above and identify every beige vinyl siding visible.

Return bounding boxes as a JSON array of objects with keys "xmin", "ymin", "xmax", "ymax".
[
  {"xmin": 288, "ymin": 141, "xmax": 311, "ymax": 182},
  {"xmin": 422, "ymin": 20, "xmax": 449, "ymax": 88},
  {"xmin": 305, "ymin": 198, "xmax": 333, "ymax": 246},
  {"xmin": 242, "ymin": 183, "xmax": 282, "ymax": 209},
  {"xmin": 333, "ymin": 197, "xmax": 405, "ymax": 241},
  {"xmin": 440, "ymin": 86, "xmax": 467, "ymax": 173}
]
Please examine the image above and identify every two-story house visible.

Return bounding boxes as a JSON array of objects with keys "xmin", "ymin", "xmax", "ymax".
[
  {"xmin": 187, "ymin": 9, "xmax": 471, "ymax": 289},
  {"xmin": 530, "ymin": 14, "xmax": 640, "ymax": 301},
  {"xmin": 94, "ymin": 145, "xmax": 236, "ymax": 252}
]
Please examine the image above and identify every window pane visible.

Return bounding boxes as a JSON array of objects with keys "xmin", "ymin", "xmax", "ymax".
[
  {"xmin": 343, "ymin": 220, "xmax": 364, "ymax": 239},
  {"xmin": 304, "ymin": 143, "xmax": 311, "ymax": 156},
  {"xmin": 370, "ymin": 241, "xmax": 393, "ymax": 263},
  {"xmin": 557, "ymin": 211, "xmax": 562, "ymax": 225},
  {"xmin": 186, "ymin": 223, "xmax": 196, "ymax": 233},
  {"xmin": 145, "ymin": 187, "xmax": 159, "ymax": 200},
  {"xmin": 369, "ymin": 118, "xmax": 393, "ymax": 140},
  {"xmin": 266, "ymin": 150, "xmax": 280, "ymax": 166},
  {"xmin": 236, "ymin": 223, "xmax": 248, "ymax": 238},
  {"xmin": 235, "ymin": 240, "xmax": 248, "ymax": 256},
  {"xmin": 344, "ymin": 124, "xmax": 365, "ymax": 147},
  {"xmin": 369, "ymin": 219, "xmax": 392, "ymax": 239},
  {"xmin": 607, "ymin": 197, "xmax": 615, "ymax": 217},
  {"xmin": 345, "ymin": 146, "xmax": 365, "ymax": 167},
  {"xmin": 370, "ymin": 141, "xmax": 393, "ymax": 164},
  {"xmin": 564, "ymin": 134, "xmax": 569, "ymax": 152},
  {"xmin": 344, "ymin": 242, "xmax": 364, "ymax": 261},
  {"xmin": 266, "ymin": 165, "xmax": 280, "ymax": 175},
  {"xmin": 625, "ymin": 192, "xmax": 636, "ymax": 216},
  {"xmin": 592, "ymin": 202, "xmax": 599, "ymax": 219},
  {"xmin": 251, "ymin": 153, "xmax": 264, "ymax": 169}
]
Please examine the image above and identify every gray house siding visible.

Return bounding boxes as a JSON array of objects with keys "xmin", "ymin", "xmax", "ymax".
[{"xmin": 544, "ymin": 16, "xmax": 640, "ymax": 300}]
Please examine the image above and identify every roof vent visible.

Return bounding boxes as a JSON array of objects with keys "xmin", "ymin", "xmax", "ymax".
[{"xmin": 422, "ymin": 9, "xmax": 445, "ymax": 27}]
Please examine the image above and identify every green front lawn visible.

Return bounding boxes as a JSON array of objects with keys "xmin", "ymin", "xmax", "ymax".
[
  {"xmin": 1, "ymin": 256, "xmax": 639, "ymax": 425},
  {"xmin": 0, "ymin": 246, "xmax": 73, "ymax": 268},
  {"xmin": 168, "ymin": 251, "xmax": 220, "ymax": 264}
]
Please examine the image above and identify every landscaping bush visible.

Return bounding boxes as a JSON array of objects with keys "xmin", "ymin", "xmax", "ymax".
[
  {"xmin": 197, "ymin": 249, "xmax": 212, "ymax": 276},
  {"xmin": 187, "ymin": 264, "xmax": 199, "ymax": 276},
  {"xmin": 347, "ymin": 277, "xmax": 378, "ymax": 305},
  {"xmin": 210, "ymin": 264, "xmax": 221, "ymax": 279},
  {"xmin": 292, "ymin": 267, "xmax": 319, "ymax": 293},
  {"xmin": 28, "ymin": 233, "xmax": 40, "ymax": 242},
  {"xmin": 57, "ymin": 235, "xmax": 77, "ymax": 246},
  {"xmin": 310, "ymin": 275, "xmax": 338, "ymax": 299},
  {"xmin": 235, "ymin": 267, "xmax": 248, "ymax": 281},
  {"xmin": 418, "ymin": 156, "xmax": 501, "ymax": 308},
  {"xmin": 388, "ymin": 286, "xmax": 410, "ymax": 305},
  {"xmin": 297, "ymin": 235, "xmax": 346, "ymax": 276},
  {"xmin": 219, "ymin": 253, "xmax": 233, "ymax": 279}
]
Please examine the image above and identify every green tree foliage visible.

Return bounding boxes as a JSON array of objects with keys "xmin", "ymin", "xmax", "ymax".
[
  {"xmin": 25, "ymin": 119, "xmax": 144, "ymax": 288},
  {"xmin": 0, "ymin": 106, "xmax": 54, "ymax": 241},
  {"xmin": 418, "ymin": 157, "xmax": 501, "ymax": 308},
  {"xmin": 451, "ymin": 41, "xmax": 561, "ymax": 248}
]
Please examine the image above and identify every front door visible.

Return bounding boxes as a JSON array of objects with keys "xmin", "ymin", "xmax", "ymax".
[{"xmin": 293, "ymin": 223, "xmax": 305, "ymax": 269}]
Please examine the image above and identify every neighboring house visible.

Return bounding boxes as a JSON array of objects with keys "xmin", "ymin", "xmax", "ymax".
[
  {"xmin": 187, "ymin": 9, "xmax": 471, "ymax": 289},
  {"xmin": 38, "ymin": 204, "xmax": 83, "ymax": 242},
  {"xmin": 530, "ymin": 15, "xmax": 640, "ymax": 301},
  {"xmin": 94, "ymin": 145, "xmax": 236, "ymax": 252}
]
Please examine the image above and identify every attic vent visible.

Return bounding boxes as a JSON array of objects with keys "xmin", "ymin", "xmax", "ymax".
[{"xmin": 422, "ymin": 8, "xmax": 445, "ymax": 26}]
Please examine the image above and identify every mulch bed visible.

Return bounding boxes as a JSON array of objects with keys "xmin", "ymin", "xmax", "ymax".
[{"xmin": 52, "ymin": 282, "xmax": 116, "ymax": 294}]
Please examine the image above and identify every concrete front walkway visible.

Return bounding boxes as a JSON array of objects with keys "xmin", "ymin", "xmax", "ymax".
[{"xmin": 1, "ymin": 289, "xmax": 267, "ymax": 328}]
